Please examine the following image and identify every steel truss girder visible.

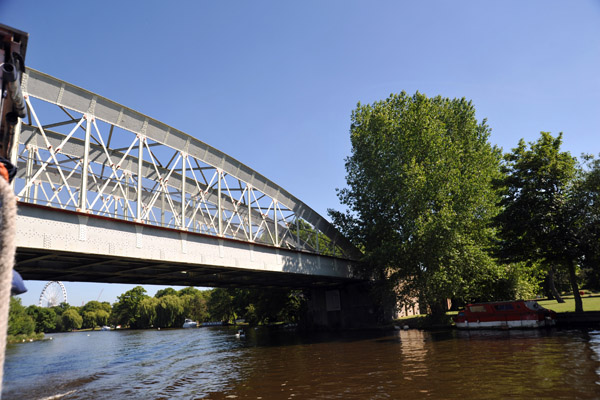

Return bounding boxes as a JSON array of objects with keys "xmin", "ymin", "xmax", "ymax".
[
  {"xmin": 16, "ymin": 126, "xmax": 284, "ymax": 241},
  {"xmin": 16, "ymin": 68, "xmax": 361, "ymax": 259}
]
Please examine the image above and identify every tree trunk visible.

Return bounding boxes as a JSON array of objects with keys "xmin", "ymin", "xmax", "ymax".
[
  {"xmin": 547, "ymin": 269, "xmax": 565, "ymax": 303},
  {"xmin": 428, "ymin": 300, "xmax": 448, "ymax": 323},
  {"xmin": 567, "ymin": 259, "xmax": 583, "ymax": 313}
]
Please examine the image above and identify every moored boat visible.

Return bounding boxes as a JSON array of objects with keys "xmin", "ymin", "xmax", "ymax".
[
  {"xmin": 453, "ymin": 300, "xmax": 556, "ymax": 329},
  {"xmin": 182, "ymin": 319, "xmax": 198, "ymax": 328}
]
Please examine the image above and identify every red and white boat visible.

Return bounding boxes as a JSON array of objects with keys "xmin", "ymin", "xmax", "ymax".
[{"xmin": 453, "ymin": 300, "xmax": 557, "ymax": 329}]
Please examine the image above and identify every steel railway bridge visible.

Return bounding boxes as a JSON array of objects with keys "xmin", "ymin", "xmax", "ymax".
[
  {"xmin": 1, "ymin": 23, "xmax": 376, "ymax": 327},
  {"xmin": 12, "ymin": 68, "xmax": 363, "ymax": 288}
]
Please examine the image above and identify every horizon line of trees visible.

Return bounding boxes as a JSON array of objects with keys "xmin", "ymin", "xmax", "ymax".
[{"xmin": 8, "ymin": 286, "xmax": 306, "ymax": 337}]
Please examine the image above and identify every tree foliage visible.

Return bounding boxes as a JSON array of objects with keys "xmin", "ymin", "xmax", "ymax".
[
  {"xmin": 155, "ymin": 295, "xmax": 185, "ymax": 328},
  {"xmin": 180, "ymin": 289, "xmax": 210, "ymax": 323},
  {"xmin": 330, "ymin": 92, "xmax": 503, "ymax": 314},
  {"xmin": 15, "ymin": 284, "xmax": 302, "ymax": 333},
  {"xmin": 111, "ymin": 286, "xmax": 149, "ymax": 328},
  {"xmin": 496, "ymin": 132, "xmax": 584, "ymax": 311},
  {"xmin": 155, "ymin": 288, "xmax": 177, "ymax": 298},
  {"xmin": 578, "ymin": 155, "xmax": 600, "ymax": 290},
  {"xmin": 289, "ymin": 219, "xmax": 338, "ymax": 256},
  {"xmin": 61, "ymin": 308, "xmax": 83, "ymax": 331},
  {"xmin": 8, "ymin": 297, "xmax": 35, "ymax": 336},
  {"xmin": 82, "ymin": 311, "xmax": 97, "ymax": 330},
  {"xmin": 207, "ymin": 288, "xmax": 236, "ymax": 322},
  {"xmin": 26, "ymin": 305, "xmax": 57, "ymax": 333}
]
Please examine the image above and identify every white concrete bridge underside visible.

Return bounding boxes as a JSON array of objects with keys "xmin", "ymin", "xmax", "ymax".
[{"xmin": 16, "ymin": 202, "xmax": 360, "ymax": 288}]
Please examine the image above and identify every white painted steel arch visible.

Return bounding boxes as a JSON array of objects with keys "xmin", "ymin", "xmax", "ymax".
[{"xmin": 13, "ymin": 69, "xmax": 360, "ymax": 260}]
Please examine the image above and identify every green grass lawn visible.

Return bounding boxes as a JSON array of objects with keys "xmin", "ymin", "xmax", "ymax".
[{"xmin": 537, "ymin": 293, "xmax": 600, "ymax": 313}]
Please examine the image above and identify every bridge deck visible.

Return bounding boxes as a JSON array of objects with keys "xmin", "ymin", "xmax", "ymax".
[{"xmin": 16, "ymin": 202, "xmax": 362, "ymax": 288}]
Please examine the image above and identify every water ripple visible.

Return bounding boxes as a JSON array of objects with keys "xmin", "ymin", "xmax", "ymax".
[{"xmin": 4, "ymin": 328, "xmax": 600, "ymax": 399}]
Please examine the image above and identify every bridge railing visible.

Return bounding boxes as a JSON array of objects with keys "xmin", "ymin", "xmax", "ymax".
[{"xmin": 12, "ymin": 69, "xmax": 361, "ymax": 260}]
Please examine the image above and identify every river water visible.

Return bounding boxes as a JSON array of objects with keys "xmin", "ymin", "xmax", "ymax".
[{"xmin": 3, "ymin": 326, "xmax": 600, "ymax": 399}]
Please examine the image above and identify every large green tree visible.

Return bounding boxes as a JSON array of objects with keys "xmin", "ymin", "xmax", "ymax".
[
  {"xmin": 578, "ymin": 155, "xmax": 600, "ymax": 289},
  {"xmin": 81, "ymin": 300, "xmax": 111, "ymax": 314},
  {"xmin": 330, "ymin": 92, "xmax": 504, "ymax": 315},
  {"xmin": 496, "ymin": 132, "xmax": 583, "ymax": 311},
  {"xmin": 79, "ymin": 300, "xmax": 112, "ymax": 329},
  {"xmin": 26, "ymin": 305, "xmax": 57, "ymax": 333},
  {"xmin": 8, "ymin": 298, "xmax": 36, "ymax": 336},
  {"xmin": 155, "ymin": 295, "xmax": 185, "ymax": 328},
  {"xmin": 207, "ymin": 288, "xmax": 236, "ymax": 322},
  {"xmin": 82, "ymin": 311, "xmax": 97, "ymax": 330},
  {"xmin": 61, "ymin": 308, "xmax": 83, "ymax": 331},
  {"xmin": 137, "ymin": 297, "xmax": 159, "ymax": 328},
  {"xmin": 180, "ymin": 289, "xmax": 210, "ymax": 322},
  {"xmin": 225, "ymin": 288, "xmax": 305, "ymax": 325},
  {"xmin": 111, "ymin": 286, "xmax": 148, "ymax": 328}
]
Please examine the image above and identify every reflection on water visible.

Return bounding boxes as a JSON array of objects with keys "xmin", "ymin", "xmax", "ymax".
[{"xmin": 3, "ymin": 327, "xmax": 600, "ymax": 399}]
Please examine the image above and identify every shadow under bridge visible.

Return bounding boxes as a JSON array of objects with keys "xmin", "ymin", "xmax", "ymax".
[{"xmin": 12, "ymin": 69, "xmax": 363, "ymax": 289}]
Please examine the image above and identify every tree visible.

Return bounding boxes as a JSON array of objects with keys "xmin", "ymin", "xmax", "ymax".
[
  {"xmin": 238, "ymin": 288, "xmax": 305, "ymax": 325},
  {"xmin": 181, "ymin": 291, "xmax": 210, "ymax": 322},
  {"xmin": 61, "ymin": 308, "xmax": 83, "ymax": 331},
  {"xmin": 329, "ymin": 92, "xmax": 504, "ymax": 316},
  {"xmin": 26, "ymin": 305, "xmax": 57, "ymax": 333},
  {"xmin": 80, "ymin": 300, "xmax": 112, "ymax": 329},
  {"xmin": 178, "ymin": 287, "xmax": 200, "ymax": 297},
  {"xmin": 571, "ymin": 155, "xmax": 600, "ymax": 291},
  {"xmin": 8, "ymin": 298, "xmax": 35, "ymax": 336},
  {"xmin": 111, "ymin": 286, "xmax": 148, "ymax": 328},
  {"xmin": 206, "ymin": 287, "xmax": 306, "ymax": 326},
  {"xmin": 52, "ymin": 302, "xmax": 70, "ymax": 316},
  {"xmin": 155, "ymin": 287, "xmax": 177, "ymax": 298},
  {"xmin": 207, "ymin": 288, "xmax": 236, "ymax": 322},
  {"xmin": 138, "ymin": 297, "xmax": 159, "ymax": 328},
  {"xmin": 496, "ymin": 132, "xmax": 583, "ymax": 311},
  {"xmin": 81, "ymin": 300, "xmax": 111, "ymax": 315},
  {"xmin": 289, "ymin": 219, "xmax": 338, "ymax": 256},
  {"xmin": 82, "ymin": 311, "xmax": 97, "ymax": 329},
  {"xmin": 155, "ymin": 295, "xmax": 185, "ymax": 328},
  {"xmin": 95, "ymin": 309, "xmax": 110, "ymax": 327}
]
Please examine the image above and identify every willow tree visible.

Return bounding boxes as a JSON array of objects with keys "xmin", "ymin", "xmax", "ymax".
[{"xmin": 329, "ymin": 92, "xmax": 503, "ymax": 316}]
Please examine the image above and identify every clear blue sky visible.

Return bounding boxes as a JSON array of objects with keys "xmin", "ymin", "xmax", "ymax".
[{"xmin": 3, "ymin": 1, "xmax": 599, "ymax": 306}]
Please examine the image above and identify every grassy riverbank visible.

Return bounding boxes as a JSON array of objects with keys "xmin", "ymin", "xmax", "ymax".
[
  {"xmin": 537, "ymin": 293, "xmax": 600, "ymax": 313},
  {"xmin": 7, "ymin": 332, "xmax": 45, "ymax": 344}
]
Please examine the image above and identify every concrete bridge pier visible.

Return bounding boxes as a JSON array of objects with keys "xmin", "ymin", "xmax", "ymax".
[{"xmin": 305, "ymin": 282, "xmax": 382, "ymax": 330}]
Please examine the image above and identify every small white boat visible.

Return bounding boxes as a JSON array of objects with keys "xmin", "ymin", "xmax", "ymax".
[
  {"xmin": 182, "ymin": 319, "xmax": 198, "ymax": 328},
  {"xmin": 235, "ymin": 329, "xmax": 245, "ymax": 338},
  {"xmin": 100, "ymin": 326, "xmax": 111, "ymax": 331}
]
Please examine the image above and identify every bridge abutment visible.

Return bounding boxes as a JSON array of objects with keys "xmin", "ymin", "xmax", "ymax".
[{"xmin": 305, "ymin": 283, "xmax": 384, "ymax": 330}]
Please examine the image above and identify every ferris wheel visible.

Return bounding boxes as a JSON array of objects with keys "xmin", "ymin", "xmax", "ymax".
[{"xmin": 38, "ymin": 281, "xmax": 68, "ymax": 307}]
